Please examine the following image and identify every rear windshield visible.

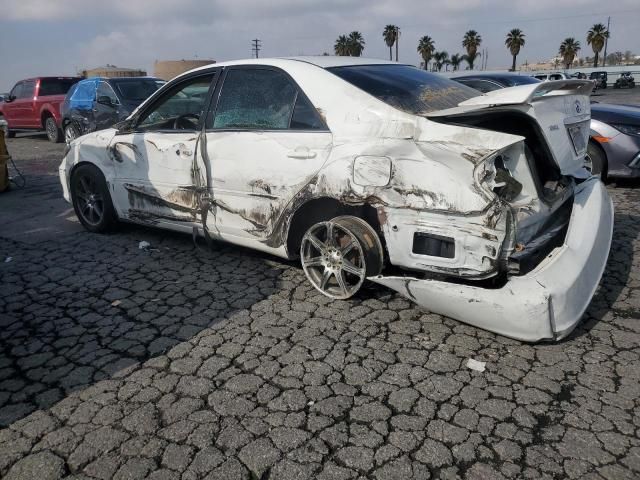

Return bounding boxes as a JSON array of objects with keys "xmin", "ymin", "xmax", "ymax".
[
  {"xmin": 39, "ymin": 78, "xmax": 79, "ymax": 96},
  {"xmin": 113, "ymin": 79, "xmax": 161, "ymax": 101},
  {"xmin": 494, "ymin": 75, "xmax": 540, "ymax": 87},
  {"xmin": 327, "ymin": 64, "xmax": 479, "ymax": 115}
]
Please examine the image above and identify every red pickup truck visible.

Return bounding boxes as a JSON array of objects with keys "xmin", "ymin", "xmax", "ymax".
[{"xmin": 0, "ymin": 77, "xmax": 81, "ymax": 142}]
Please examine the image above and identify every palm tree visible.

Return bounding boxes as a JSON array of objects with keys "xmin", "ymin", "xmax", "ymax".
[
  {"xmin": 417, "ymin": 36, "xmax": 435, "ymax": 70},
  {"xmin": 383, "ymin": 25, "xmax": 398, "ymax": 61},
  {"xmin": 587, "ymin": 23, "xmax": 609, "ymax": 68},
  {"xmin": 559, "ymin": 38, "xmax": 580, "ymax": 69},
  {"xmin": 348, "ymin": 31, "xmax": 365, "ymax": 57},
  {"xmin": 433, "ymin": 51, "xmax": 449, "ymax": 72},
  {"xmin": 450, "ymin": 53, "xmax": 463, "ymax": 71},
  {"xmin": 334, "ymin": 35, "xmax": 350, "ymax": 56},
  {"xmin": 462, "ymin": 30, "xmax": 482, "ymax": 69},
  {"xmin": 505, "ymin": 28, "xmax": 525, "ymax": 71},
  {"xmin": 463, "ymin": 53, "xmax": 480, "ymax": 70}
]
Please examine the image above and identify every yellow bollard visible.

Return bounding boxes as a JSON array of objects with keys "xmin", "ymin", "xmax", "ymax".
[{"xmin": 0, "ymin": 129, "xmax": 9, "ymax": 192}]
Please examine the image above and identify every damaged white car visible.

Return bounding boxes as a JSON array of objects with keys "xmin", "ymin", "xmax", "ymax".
[{"xmin": 59, "ymin": 57, "xmax": 613, "ymax": 342}]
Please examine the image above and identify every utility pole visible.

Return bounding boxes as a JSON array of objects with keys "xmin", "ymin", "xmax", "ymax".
[
  {"xmin": 251, "ymin": 39, "xmax": 262, "ymax": 59},
  {"xmin": 395, "ymin": 26, "xmax": 400, "ymax": 62},
  {"xmin": 602, "ymin": 16, "xmax": 610, "ymax": 67}
]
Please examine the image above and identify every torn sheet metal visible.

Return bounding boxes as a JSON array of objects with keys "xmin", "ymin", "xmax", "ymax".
[{"xmin": 371, "ymin": 177, "xmax": 613, "ymax": 342}]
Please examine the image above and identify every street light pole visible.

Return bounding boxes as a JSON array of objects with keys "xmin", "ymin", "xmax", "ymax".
[{"xmin": 602, "ymin": 16, "xmax": 610, "ymax": 66}]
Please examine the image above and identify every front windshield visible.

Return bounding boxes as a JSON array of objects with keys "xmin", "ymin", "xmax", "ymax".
[
  {"xmin": 328, "ymin": 64, "xmax": 479, "ymax": 115},
  {"xmin": 114, "ymin": 79, "xmax": 161, "ymax": 101}
]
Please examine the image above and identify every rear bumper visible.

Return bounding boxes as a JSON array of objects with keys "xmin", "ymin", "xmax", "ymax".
[{"xmin": 371, "ymin": 177, "xmax": 614, "ymax": 342}]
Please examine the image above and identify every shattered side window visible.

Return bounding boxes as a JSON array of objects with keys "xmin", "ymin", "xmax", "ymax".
[
  {"xmin": 136, "ymin": 75, "xmax": 214, "ymax": 131},
  {"xmin": 212, "ymin": 69, "xmax": 297, "ymax": 130},
  {"xmin": 328, "ymin": 64, "xmax": 480, "ymax": 115}
]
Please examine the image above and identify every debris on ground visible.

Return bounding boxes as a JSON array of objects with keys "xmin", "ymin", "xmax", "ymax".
[
  {"xmin": 138, "ymin": 241, "xmax": 151, "ymax": 250},
  {"xmin": 4, "ymin": 256, "xmax": 12, "ymax": 263},
  {"xmin": 111, "ymin": 300, "xmax": 122, "ymax": 307},
  {"xmin": 466, "ymin": 358, "xmax": 486, "ymax": 372}
]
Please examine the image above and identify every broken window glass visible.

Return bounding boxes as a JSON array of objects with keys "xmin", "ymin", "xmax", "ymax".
[
  {"xmin": 137, "ymin": 75, "xmax": 213, "ymax": 131},
  {"xmin": 213, "ymin": 69, "xmax": 297, "ymax": 130}
]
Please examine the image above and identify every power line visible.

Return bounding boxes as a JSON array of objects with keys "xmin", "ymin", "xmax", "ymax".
[{"xmin": 251, "ymin": 39, "xmax": 262, "ymax": 58}]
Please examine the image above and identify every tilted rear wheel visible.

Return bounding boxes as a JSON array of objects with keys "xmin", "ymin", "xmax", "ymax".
[
  {"xmin": 71, "ymin": 164, "xmax": 118, "ymax": 233},
  {"xmin": 45, "ymin": 116, "xmax": 62, "ymax": 143},
  {"xmin": 300, "ymin": 215, "xmax": 383, "ymax": 299}
]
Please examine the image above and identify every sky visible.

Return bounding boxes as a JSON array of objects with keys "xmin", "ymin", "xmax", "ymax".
[{"xmin": 0, "ymin": 0, "xmax": 639, "ymax": 91}]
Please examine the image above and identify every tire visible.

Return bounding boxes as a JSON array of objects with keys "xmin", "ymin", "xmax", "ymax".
[
  {"xmin": 300, "ymin": 215, "xmax": 383, "ymax": 299},
  {"xmin": 45, "ymin": 116, "xmax": 62, "ymax": 143},
  {"xmin": 586, "ymin": 141, "xmax": 607, "ymax": 180},
  {"xmin": 64, "ymin": 122, "xmax": 81, "ymax": 144},
  {"xmin": 70, "ymin": 164, "xmax": 118, "ymax": 233}
]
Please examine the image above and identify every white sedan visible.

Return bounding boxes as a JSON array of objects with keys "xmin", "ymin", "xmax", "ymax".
[{"xmin": 59, "ymin": 57, "xmax": 613, "ymax": 341}]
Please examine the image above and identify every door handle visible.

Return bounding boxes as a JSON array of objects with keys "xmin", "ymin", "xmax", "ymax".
[{"xmin": 287, "ymin": 149, "xmax": 316, "ymax": 159}]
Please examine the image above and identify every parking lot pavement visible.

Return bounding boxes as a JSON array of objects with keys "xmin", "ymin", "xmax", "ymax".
[{"xmin": 1, "ymin": 136, "xmax": 640, "ymax": 480}]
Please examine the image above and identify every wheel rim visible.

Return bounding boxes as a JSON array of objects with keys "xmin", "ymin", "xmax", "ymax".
[
  {"xmin": 301, "ymin": 221, "xmax": 366, "ymax": 299},
  {"xmin": 65, "ymin": 126, "xmax": 76, "ymax": 143},
  {"xmin": 75, "ymin": 174, "xmax": 104, "ymax": 226},
  {"xmin": 46, "ymin": 118, "xmax": 57, "ymax": 140}
]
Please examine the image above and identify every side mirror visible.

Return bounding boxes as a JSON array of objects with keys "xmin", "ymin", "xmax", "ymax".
[
  {"xmin": 4, "ymin": 95, "xmax": 15, "ymax": 103},
  {"xmin": 114, "ymin": 118, "xmax": 134, "ymax": 133},
  {"xmin": 97, "ymin": 96, "xmax": 115, "ymax": 107}
]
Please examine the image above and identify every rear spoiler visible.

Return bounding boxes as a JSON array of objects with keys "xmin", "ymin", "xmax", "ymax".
[{"xmin": 427, "ymin": 79, "xmax": 594, "ymax": 117}]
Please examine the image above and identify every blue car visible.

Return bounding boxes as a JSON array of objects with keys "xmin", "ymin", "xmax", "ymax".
[{"xmin": 61, "ymin": 77, "xmax": 165, "ymax": 142}]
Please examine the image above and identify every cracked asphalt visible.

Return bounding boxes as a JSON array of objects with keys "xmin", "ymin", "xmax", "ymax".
[{"xmin": 1, "ymin": 133, "xmax": 640, "ymax": 480}]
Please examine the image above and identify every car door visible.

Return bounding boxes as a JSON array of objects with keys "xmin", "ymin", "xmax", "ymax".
[
  {"xmin": 18, "ymin": 80, "xmax": 37, "ymax": 128},
  {"xmin": 109, "ymin": 71, "xmax": 218, "ymax": 229},
  {"xmin": 95, "ymin": 81, "xmax": 120, "ymax": 130},
  {"xmin": 2, "ymin": 82, "xmax": 22, "ymax": 127},
  {"xmin": 201, "ymin": 66, "xmax": 332, "ymax": 253}
]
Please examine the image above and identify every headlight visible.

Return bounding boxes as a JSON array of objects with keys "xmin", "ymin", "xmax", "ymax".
[{"xmin": 610, "ymin": 124, "xmax": 640, "ymax": 137}]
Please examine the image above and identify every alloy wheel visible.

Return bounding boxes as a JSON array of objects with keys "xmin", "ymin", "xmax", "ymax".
[
  {"xmin": 301, "ymin": 220, "xmax": 367, "ymax": 299},
  {"xmin": 75, "ymin": 173, "xmax": 105, "ymax": 226}
]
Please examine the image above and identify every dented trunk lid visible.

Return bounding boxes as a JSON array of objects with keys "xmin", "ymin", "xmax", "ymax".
[{"xmin": 427, "ymin": 80, "xmax": 593, "ymax": 176}]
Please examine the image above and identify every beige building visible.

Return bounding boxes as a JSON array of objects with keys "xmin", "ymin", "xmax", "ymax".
[
  {"xmin": 154, "ymin": 59, "xmax": 216, "ymax": 81},
  {"xmin": 81, "ymin": 65, "xmax": 147, "ymax": 78}
]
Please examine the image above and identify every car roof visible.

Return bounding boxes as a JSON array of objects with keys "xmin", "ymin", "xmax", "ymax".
[
  {"xmin": 591, "ymin": 102, "xmax": 640, "ymax": 118},
  {"xmin": 452, "ymin": 72, "xmax": 533, "ymax": 80},
  {"xmin": 82, "ymin": 76, "xmax": 161, "ymax": 82},
  {"xmin": 179, "ymin": 56, "xmax": 402, "ymax": 77}
]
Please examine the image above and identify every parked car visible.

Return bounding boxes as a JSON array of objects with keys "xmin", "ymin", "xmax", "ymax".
[
  {"xmin": 613, "ymin": 72, "xmax": 635, "ymax": 89},
  {"xmin": 570, "ymin": 72, "xmax": 588, "ymax": 79},
  {"xmin": 590, "ymin": 71, "xmax": 608, "ymax": 89},
  {"xmin": 60, "ymin": 57, "xmax": 612, "ymax": 342},
  {"xmin": 0, "ymin": 77, "xmax": 81, "ymax": 142},
  {"xmin": 533, "ymin": 72, "xmax": 569, "ymax": 81},
  {"xmin": 450, "ymin": 72, "xmax": 541, "ymax": 93},
  {"xmin": 588, "ymin": 103, "xmax": 640, "ymax": 179},
  {"xmin": 61, "ymin": 77, "xmax": 164, "ymax": 142}
]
